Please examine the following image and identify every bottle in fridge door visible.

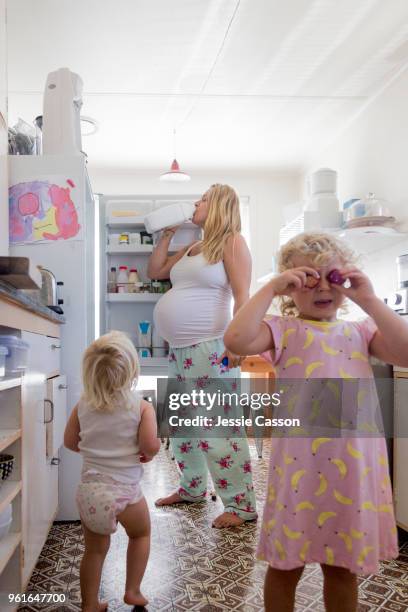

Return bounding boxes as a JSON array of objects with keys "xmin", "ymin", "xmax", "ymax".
[{"xmin": 116, "ymin": 266, "xmax": 129, "ymax": 293}]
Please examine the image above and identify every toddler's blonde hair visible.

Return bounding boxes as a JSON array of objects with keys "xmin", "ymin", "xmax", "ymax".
[
  {"xmin": 81, "ymin": 331, "xmax": 139, "ymax": 411},
  {"xmin": 277, "ymin": 231, "xmax": 358, "ymax": 316}
]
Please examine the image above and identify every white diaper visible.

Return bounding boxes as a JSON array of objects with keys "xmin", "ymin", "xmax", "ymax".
[{"xmin": 76, "ymin": 472, "xmax": 143, "ymax": 535}]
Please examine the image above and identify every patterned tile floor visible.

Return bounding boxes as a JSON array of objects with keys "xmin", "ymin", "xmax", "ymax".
[{"xmin": 20, "ymin": 441, "xmax": 408, "ymax": 611}]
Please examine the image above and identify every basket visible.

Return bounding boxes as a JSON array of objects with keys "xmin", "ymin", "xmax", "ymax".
[{"xmin": 0, "ymin": 454, "xmax": 14, "ymax": 484}]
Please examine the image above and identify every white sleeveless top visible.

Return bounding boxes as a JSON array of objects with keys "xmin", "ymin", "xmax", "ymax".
[
  {"xmin": 153, "ymin": 243, "xmax": 232, "ymax": 348},
  {"xmin": 77, "ymin": 394, "xmax": 143, "ymax": 485}
]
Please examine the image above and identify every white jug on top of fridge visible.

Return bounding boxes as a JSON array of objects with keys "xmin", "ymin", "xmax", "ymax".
[{"xmin": 144, "ymin": 202, "xmax": 195, "ymax": 234}]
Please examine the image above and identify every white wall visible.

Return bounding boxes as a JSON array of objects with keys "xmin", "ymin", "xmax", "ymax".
[
  {"xmin": 88, "ymin": 167, "xmax": 301, "ymax": 292},
  {"xmin": 0, "ymin": 0, "xmax": 7, "ymax": 255},
  {"xmin": 304, "ymin": 67, "xmax": 408, "ymax": 300}
]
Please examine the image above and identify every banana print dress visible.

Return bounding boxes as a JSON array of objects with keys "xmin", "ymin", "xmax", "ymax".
[{"xmin": 257, "ymin": 315, "xmax": 398, "ymax": 575}]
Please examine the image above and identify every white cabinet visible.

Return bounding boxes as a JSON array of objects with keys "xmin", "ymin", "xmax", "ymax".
[
  {"xmin": 394, "ymin": 374, "xmax": 408, "ymax": 532},
  {"xmin": 20, "ymin": 331, "xmax": 66, "ymax": 586}
]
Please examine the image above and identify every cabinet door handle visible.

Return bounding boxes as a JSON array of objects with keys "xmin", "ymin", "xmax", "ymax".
[
  {"xmin": 44, "ymin": 399, "xmax": 54, "ymax": 424},
  {"xmin": 58, "ymin": 384, "xmax": 68, "ymax": 390},
  {"xmin": 51, "ymin": 457, "xmax": 61, "ymax": 466},
  {"xmin": 51, "ymin": 344, "xmax": 61, "ymax": 350}
]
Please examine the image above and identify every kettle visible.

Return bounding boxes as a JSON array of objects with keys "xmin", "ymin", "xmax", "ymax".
[{"xmin": 38, "ymin": 266, "xmax": 64, "ymax": 314}]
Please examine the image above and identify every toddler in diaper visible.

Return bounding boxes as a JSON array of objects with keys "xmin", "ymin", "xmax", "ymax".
[{"xmin": 64, "ymin": 330, "xmax": 160, "ymax": 612}]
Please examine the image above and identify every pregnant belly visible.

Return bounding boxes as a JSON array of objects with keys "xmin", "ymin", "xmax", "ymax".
[{"xmin": 153, "ymin": 288, "xmax": 231, "ymax": 348}]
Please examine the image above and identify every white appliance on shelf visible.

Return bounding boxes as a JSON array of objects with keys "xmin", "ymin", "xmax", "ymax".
[
  {"xmin": 100, "ymin": 195, "xmax": 201, "ymax": 376},
  {"xmin": 9, "ymin": 154, "xmax": 95, "ymax": 520}
]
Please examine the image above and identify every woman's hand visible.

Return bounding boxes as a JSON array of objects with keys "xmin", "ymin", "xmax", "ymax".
[
  {"xmin": 139, "ymin": 452, "xmax": 154, "ymax": 463},
  {"xmin": 269, "ymin": 267, "xmax": 319, "ymax": 296},
  {"xmin": 332, "ymin": 267, "xmax": 376, "ymax": 309},
  {"xmin": 217, "ymin": 349, "xmax": 245, "ymax": 369},
  {"xmin": 161, "ymin": 224, "xmax": 182, "ymax": 239}
]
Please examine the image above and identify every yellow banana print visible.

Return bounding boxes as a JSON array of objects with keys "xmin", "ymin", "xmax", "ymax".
[
  {"xmin": 282, "ymin": 524, "xmax": 303, "ymax": 540},
  {"xmin": 378, "ymin": 504, "xmax": 392, "ymax": 513},
  {"xmin": 305, "ymin": 361, "xmax": 324, "ymax": 377},
  {"xmin": 317, "ymin": 511, "xmax": 337, "ymax": 527},
  {"xmin": 299, "ymin": 540, "xmax": 311, "ymax": 562},
  {"xmin": 347, "ymin": 442, "xmax": 363, "ymax": 460},
  {"xmin": 321, "ymin": 339, "xmax": 340, "ymax": 356},
  {"xmin": 268, "ymin": 485, "xmax": 276, "ymax": 503},
  {"xmin": 303, "ymin": 329, "xmax": 314, "ymax": 349},
  {"xmin": 361, "ymin": 501, "xmax": 377, "ymax": 511},
  {"xmin": 274, "ymin": 465, "xmax": 284, "ymax": 480},
  {"xmin": 357, "ymin": 546, "xmax": 374, "ymax": 566},
  {"xmin": 378, "ymin": 454, "xmax": 387, "ymax": 466},
  {"xmin": 333, "ymin": 489, "xmax": 353, "ymax": 505},
  {"xmin": 276, "ymin": 501, "xmax": 285, "ymax": 511},
  {"xmin": 328, "ymin": 413, "xmax": 348, "ymax": 428},
  {"xmin": 314, "ymin": 473, "xmax": 328, "ymax": 496},
  {"xmin": 380, "ymin": 474, "xmax": 391, "ymax": 489},
  {"xmin": 325, "ymin": 546, "xmax": 335, "ymax": 565},
  {"xmin": 295, "ymin": 501, "xmax": 315, "ymax": 512},
  {"xmin": 339, "ymin": 367, "xmax": 356, "ymax": 379},
  {"xmin": 282, "ymin": 328, "xmax": 296, "ymax": 348},
  {"xmin": 274, "ymin": 539, "xmax": 286, "ymax": 560},
  {"xmin": 351, "ymin": 351, "xmax": 368, "ymax": 362},
  {"xmin": 264, "ymin": 518, "xmax": 277, "ymax": 533},
  {"xmin": 350, "ymin": 528, "xmax": 364, "ymax": 540},
  {"xmin": 291, "ymin": 469, "xmax": 306, "ymax": 491},
  {"xmin": 337, "ymin": 532, "xmax": 353, "ymax": 552},
  {"xmin": 308, "ymin": 399, "xmax": 321, "ymax": 422},
  {"xmin": 327, "ymin": 381, "xmax": 340, "ymax": 400},
  {"xmin": 344, "ymin": 326, "xmax": 352, "ymax": 338},
  {"xmin": 284, "ymin": 356, "xmax": 303, "ymax": 369},
  {"xmin": 358, "ymin": 422, "xmax": 379, "ymax": 433},
  {"xmin": 361, "ymin": 467, "xmax": 372, "ymax": 480},
  {"xmin": 330, "ymin": 458, "xmax": 347, "ymax": 479},
  {"xmin": 311, "ymin": 437, "xmax": 331, "ymax": 455},
  {"xmin": 283, "ymin": 451, "xmax": 295, "ymax": 465}
]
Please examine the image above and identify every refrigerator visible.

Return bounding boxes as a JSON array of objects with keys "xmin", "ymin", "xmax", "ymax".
[{"xmin": 9, "ymin": 153, "xmax": 95, "ymax": 519}]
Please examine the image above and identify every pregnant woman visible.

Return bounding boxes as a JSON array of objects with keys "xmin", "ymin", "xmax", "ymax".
[{"xmin": 148, "ymin": 184, "xmax": 257, "ymax": 528}]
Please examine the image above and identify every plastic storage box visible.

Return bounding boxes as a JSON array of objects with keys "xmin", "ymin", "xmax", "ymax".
[
  {"xmin": 0, "ymin": 504, "xmax": 12, "ymax": 539},
  {"xmin": 0, "ymin": 346, "xmax": 8, "ymax": 378},
  {"xmin": 0, "ymin": 336, "xmax": 29, "ymax": 375}
]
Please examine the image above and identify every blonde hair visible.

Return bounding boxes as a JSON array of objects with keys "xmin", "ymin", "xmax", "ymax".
[
  {"xmin": 81, "ymin": 331, "xmax": 139, "ymax": 411},
  {"xmin": 277, "ymin": 232, "xmax": 358, "ymax": 316},
  {"xmin": 201, "ymin": 184, "xmax": 241, "ymax": 264}
]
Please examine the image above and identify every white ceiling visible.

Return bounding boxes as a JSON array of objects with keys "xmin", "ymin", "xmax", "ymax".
[{"xmin": 7, "ymin": 0, "xmax": 408, "ymax": 172}]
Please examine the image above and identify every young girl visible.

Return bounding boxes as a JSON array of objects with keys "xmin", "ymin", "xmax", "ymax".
[
  {"xmin": 64, "ymin": 331, "xmax": 160, "ymax": 612},
  {"xmin": 224, "ymin": 232, "xmax": 408, "ymax": 612}
]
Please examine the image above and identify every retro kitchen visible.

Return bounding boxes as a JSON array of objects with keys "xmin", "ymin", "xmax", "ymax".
[{"xmin": 0, "ymin": 2, "xmax": 408, "ymax": 611}]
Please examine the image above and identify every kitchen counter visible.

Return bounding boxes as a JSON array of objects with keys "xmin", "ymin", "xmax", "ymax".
[{"xmin": 0, "ymin": 280, "xmax": 65, "ymax": 324}]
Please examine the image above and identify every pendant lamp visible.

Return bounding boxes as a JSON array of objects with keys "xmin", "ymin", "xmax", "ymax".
[{"xmin": 160, "ymin": 129, "xmax": 190, "ymax": 182}]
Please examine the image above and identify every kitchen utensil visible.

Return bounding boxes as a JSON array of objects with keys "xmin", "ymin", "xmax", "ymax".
[
  {"xmin": 144, "ymin": 202, "xmax": 195, "ymax": 234},
  {"xmin": 38, "ymin": 266, "xmax": 64, "ymax": 314},
  {"xmin": 0, "ymin": 454, "xmax": 14, "ymax": 484}
]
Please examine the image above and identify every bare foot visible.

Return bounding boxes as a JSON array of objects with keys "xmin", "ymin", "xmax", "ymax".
[
  {"xmin": 155, "ymin": 492, "xmax": 188, "ymax": 506},
  {"xmin": 124, "ymin": 589, "xmax": 148, "ymax": 607},
  {"xmin": 212, "ymin": 512, "xmax": 245, "ymax": 529}
]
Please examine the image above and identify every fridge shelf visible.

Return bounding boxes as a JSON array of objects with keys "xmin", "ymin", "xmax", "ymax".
[
  {"xmin": 140, "ymin": 357, "xmax": 169, "ymax": 368},
  {"xmin": 106, "ymin": 245, "xmax": 154, "ymax": 254},
  {"xmin": 106, "ymin": 215, "xmax": 146, "ymax": 228},
  {"xmin": 106, "ymin": 293, "xmax": 162, "ymax": 303}
]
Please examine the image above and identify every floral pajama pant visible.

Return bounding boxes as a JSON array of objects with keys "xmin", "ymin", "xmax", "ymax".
[{"xmin": 167, "ymin": 338, "xmax": 257, "ymax": 520}]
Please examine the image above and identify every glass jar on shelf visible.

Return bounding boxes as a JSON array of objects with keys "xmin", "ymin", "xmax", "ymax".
[
  {"xmin": 107, "ymin": 267, "xmax": 117, "ymax": 293},
  {"xmin": 116, "ymin": 266, "xmax": 129, "ymax": 293},
  {"xmin": 128, "ymin": 269, "xmax": 140, "ymax": 293}
]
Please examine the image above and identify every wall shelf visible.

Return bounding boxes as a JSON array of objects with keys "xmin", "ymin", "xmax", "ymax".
[
  {"xmin": 0, "ymin": 377, "xmax": 22, "ymax": 392},
  {"xmin": 106, "ymin": 293, "xmax": 162, "ymax": 303},
  {"xmin": 0, "ymin": 429, "xmax": 21, "ymax": 453}
]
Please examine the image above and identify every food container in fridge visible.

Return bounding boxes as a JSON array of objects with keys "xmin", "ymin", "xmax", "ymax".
[
  {"xmin": 0, "ymin": 346, "xmax": 8, "ymax": 378},
  {"xmin": 0, "ymin": 503, "xmax": 12, "ymax": 539},
  {"xmin": 0, "ymin": 335, "xmax": 29, "ymax": 375}
]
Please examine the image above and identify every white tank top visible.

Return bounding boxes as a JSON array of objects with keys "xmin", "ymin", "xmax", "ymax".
[
  {"xmin": 153, "ymin": 243, "xmax": 232, "ymax": 348},
  {"xmin": 77, "ymin": 394, "xmax": 143, "ymax": 485}
]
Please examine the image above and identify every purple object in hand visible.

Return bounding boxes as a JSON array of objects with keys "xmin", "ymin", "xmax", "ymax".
[{"xmin": 327, "ymin": 269, "xmax": 344, "ymax": 285}]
